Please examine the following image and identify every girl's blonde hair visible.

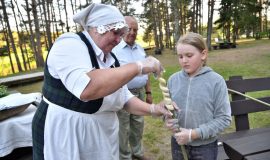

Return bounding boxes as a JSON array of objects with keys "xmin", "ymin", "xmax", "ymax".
[{"xmin": 176, "ymin": 32, "xmax": 208, "ymax": 65}]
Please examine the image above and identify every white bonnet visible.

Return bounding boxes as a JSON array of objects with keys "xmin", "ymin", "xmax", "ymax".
[{"xmin": 73, "ymin": 3, "xmax": 127, "ymax": 34}]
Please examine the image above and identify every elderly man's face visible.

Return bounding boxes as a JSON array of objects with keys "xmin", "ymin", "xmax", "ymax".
[{"xmin": 124, "ymin": 19, "xmax": 138, "ymax": 46}]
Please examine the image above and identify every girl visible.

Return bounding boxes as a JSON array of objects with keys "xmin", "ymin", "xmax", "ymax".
[{"xmin": 166, "ymin": 32, "xmax": 231, "ymax": 160}]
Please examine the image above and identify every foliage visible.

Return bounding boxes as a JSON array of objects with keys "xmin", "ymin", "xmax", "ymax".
[{"xmin": 0, "ymin": 85, "xmax": 8, "ymax": 98}]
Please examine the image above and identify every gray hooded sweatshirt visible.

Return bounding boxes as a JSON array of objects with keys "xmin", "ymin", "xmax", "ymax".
[{"xmin": 167, "ymin": 66, "xmax": 232, "ymax": 146}]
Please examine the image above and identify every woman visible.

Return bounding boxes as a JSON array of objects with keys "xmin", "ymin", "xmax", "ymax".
[{"xmin": 32, "ymin": 3, "xmax": 173, "ymax": 160}]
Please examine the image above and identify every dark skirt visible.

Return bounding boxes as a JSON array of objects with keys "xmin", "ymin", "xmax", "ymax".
[{"xmin": 32, "ymin": 100, "xmax": 48, "ymax": 160}]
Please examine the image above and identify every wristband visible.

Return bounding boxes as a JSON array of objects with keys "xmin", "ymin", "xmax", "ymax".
[
  {"xmin": 188, "ymin": 129, "xmax": 192, "ymax": 143},
  {"xmin": 136, "ymin": 61, "xmax": 143, "ymax": 75},
  {"xmin": 149, "ymin": 104, "xmax": 155, "ymax": 116},
  {"xmin": 145, "ymin": 91, "xmax": 152, "ymax": 94}
]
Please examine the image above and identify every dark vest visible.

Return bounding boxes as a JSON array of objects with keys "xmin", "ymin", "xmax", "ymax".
[{"xmin": 42, "ymin": 32, "xmax": 120, "ymax": 114}]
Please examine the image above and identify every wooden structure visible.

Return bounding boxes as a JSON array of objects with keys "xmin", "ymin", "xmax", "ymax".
[
  {"xmin": 212, "ymin": 38, "xmax": 237, "ymax": 50},
  {"xmin": 0, "ymin": 72, "xmax": 44, "ymax": 87},
  {"xmin": 218, "ymin": 76, "xmax": 270, "ymax": 160},
  {"xmin": 0, "ymin": 46, "xmax": 8, "ymax": 57}
]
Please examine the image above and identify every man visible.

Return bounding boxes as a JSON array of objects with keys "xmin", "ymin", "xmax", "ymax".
[{"xmin": 113, "ymin": 16, "xmax": 152, "ymax": 160}]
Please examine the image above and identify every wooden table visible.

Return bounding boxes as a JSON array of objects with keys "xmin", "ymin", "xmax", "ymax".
[
  {"xmin": 222, "ymin": 127, "xmax": 270, "ymax": 160},
  {"xmin": 212, "ymin": 42, "xmax": 237, "ymax": 49}
]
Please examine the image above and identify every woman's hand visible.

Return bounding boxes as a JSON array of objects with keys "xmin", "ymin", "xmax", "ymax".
[
  {"xmin": 150, "ymin": 102, "xmax": 172, "ymax": 118},
  {"xmin": 165, "ymin": 118, "xmax": 180, "ymax": 133},
  {"xmin": 136, "ymin": 56, "xmax": 164, "ymax": 77}
]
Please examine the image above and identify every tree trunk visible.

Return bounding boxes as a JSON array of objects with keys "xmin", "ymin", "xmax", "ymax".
[
  {"xmin": 42, "ymin": 0, "xmax": 53, "ymax": 49},
  {"xmin": 70, "ymin": 0, "xmax": 78, "ymax": 31},
  {"xmin": 172, "ymin": 0, "xmax": 180, "ymax": 50},
  {"xmin": 207, "ymin": 0, "xmax": 215, "ymax": 51},
  {"xmin": 50, "ymin": 1, "xmax": 59, "ymax": 40},
  {"xmin": 63, "ymin": 0, "xmax": 70, "ymax": 32},
  {"xmin": 32, "ymin": 0, "xmax": 44, "ymax": 67},
  {"xmin": 1, "ymin": 0, "xmax": 23, "ymax": 72},
  {"xmin": 0, "ymin": 15, "xmax": 15, "ymax": 74},
  {"xmin": 259, "ymin": 0, "xmax": 262, "ymax": 32},
  {"xmin": 14, "ymin": 0, "xmax": 32, "ymax": 70},
  {"xmin": 11, "ymin": 0, "xmax": 28, "ymax": 71},
  {"xmin": 164, "ymin": 0, "xmax": 171, "ymax": 49},
  {"xmin": 57, "ymin": 0, "xmax": 65, "ymax": 33},
  {"xmin": 25, "ymin": 0, "xmax": 38, "ymax": 68},
  {"xmin": 156, "ymin": 0, "xmax": 164, "ymax": 50},
  {"xmin": 151, "ymin": 0, "xmax": 159, "ymax": 49}
]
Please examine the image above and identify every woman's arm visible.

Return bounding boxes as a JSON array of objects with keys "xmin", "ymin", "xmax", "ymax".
[
  {"xmin": 81, "ymin": 63, "xmax": 138, "ymax": 101},
  {"xmin": 123, "ymin": 96, "xmax": 173, "ymax": 117},
  {"xmin": 81, "ymin": 56, "xmax": 163, "ymax": 101}
]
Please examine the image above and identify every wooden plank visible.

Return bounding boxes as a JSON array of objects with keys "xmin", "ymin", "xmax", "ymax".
[
  {"xmin": 218, "ymin": 128, "xmax": 270, "ymax": 160},
  {"xmin": 219, "ymin": 127, "xmax": 270, "ymax": 142},
  {"xmin": 217, "ymin": 145, "xmax": 229, "ymax": 160},
  {"xmin": 230, "ymin": 97, "xmax": 270, "ymax": 115},
  {"xmin": 245, "ymin": 151, "xmax": 270, "ymax": 160},
  {"xmin": 226, "ymin": 77, "xmax": 270, "ymax": 92},
  {"xmin": 0, "ymin": 72, "xmax": 44, "ymax": 87},
  {"xmin": 223, "ymin": 131, "xmax": 270, "ymax": 160}
]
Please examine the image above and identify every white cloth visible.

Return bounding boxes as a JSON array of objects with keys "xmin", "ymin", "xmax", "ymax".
[
  {"xmin": 43, "ymin": 86, "xmax": 129, "ymax": 160},
  {"xmin": 47, "ymin": 31, "xmax": 119, "ymax": 99},
  {"xmin": 73, "ymin": 3, "xmax": 126, "ymax": 31},
  {"xmin": 113, "ymin": 40, "xmax": 148, "ymax": 89},
  {"xmin": 0, "ymin": 92, "xmax": 41, "ymax": 111},
  {"xmin": 0, "ymin": 104, "xmax": 36, "ymax": 157},
  {"xmin": 44, "ymin": 31, "xmax": 134, "ymax": 160}
]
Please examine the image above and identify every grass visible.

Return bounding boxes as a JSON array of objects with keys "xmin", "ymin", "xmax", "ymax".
[{"xmin": 2, "ymin": 38, "xmax": 270, "ymax": 160}]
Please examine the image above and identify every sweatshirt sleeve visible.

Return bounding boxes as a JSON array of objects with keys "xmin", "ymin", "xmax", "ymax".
[{"xmin": 196, "ymin": 78, "xmax": 232, "ymax": 140}]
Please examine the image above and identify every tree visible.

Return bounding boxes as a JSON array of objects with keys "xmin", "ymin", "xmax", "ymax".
[
  {"xmin": 14, "ymin": 0, "xmax": 33, "ymax": 70},
  {"xmin": 207, "ymin": 0, "xmax": 215, "ymax": 50},
  {"xmin": 0, "ymin": 0, "xmax": 23, "ymax": 72},
  {"xmin": 215, "ymin": 0, "xmax": 233, "ymax": 42},
  {"xmin": 10, "ymin": 0, "xmax": 28, "ymax": 70},
  {"xmin": 0, "ymin": 14, "xmax": 15, "ymax": 73},
  {"xmin": 171, "ymin": 0, "xmax": 180, "ymax": 48},
  {"xmin": 63, "ymin": 0, "xmax": 70, "ymax": 32},
  {"xmin": 41, "ymin": 0, "xmax": 53, "ymax": 48},
  {"xmin": 32, "ymin": 0, "xmax": 44, "ymax": 67}
]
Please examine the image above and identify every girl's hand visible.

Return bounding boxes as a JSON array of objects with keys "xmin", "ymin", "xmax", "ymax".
[{"xmin": 174, "ymin": 128, "xmax": 192, "ymax": 145}]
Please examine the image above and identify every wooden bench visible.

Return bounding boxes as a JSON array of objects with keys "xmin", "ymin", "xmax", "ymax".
[
  {"xmin": 0, "ymin": 46, "xmax": 8, "ymax": 57},
  {"xmin": 217, "ymin": 76, "xmax": 270, "ymax": 160},
  {"xmin": 212, "ymin": 38, "xmax": 237, "ymax": 50}
]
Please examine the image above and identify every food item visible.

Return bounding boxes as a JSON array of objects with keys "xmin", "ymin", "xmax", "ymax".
[{"xmin": 158, "ymin": 77, "xmax": 174, "ymax": 111}]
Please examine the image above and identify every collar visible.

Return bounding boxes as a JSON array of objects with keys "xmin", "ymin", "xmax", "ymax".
[
  {"xmin": 119, "ymin": 39, "xmax": 138, "ymax": 50},
  {"xmin": 183, "ymin": 66, "xmax": 213, "ymax": 77},
  {"xmin": 82, "ymin": 30, "xmax": 103, "ymax": 57}
]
